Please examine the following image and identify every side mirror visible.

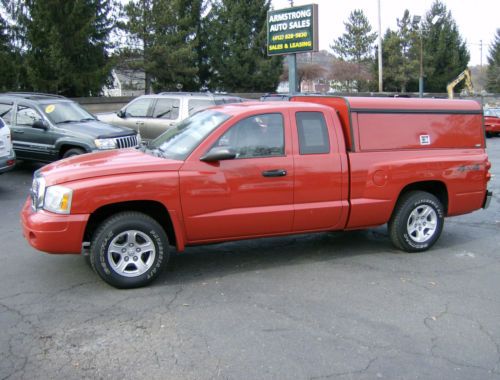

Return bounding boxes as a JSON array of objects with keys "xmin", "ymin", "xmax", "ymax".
[
  {"xmin": 32, "ymin": 120, "xmax": 48, "ymax": 130},
  {"xmin": 117, "ymin": 110, "xmax": 126, "ymax": 118},
  {"xmin": 200, "ymin": 147, "xmax": 237, "ymax": 162}
]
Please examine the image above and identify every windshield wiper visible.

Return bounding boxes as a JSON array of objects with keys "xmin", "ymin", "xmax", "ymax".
[
  {"xmin": 79, "ymin": 118, "xmax": 95, "ymax": 122},
  {"xmin": 55, "ymin": 119, "xmax": 80, "ymax": 124}
]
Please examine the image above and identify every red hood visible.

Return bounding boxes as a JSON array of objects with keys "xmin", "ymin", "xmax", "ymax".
[{"xmin": 40, "ymin": 149, "xmax": 183, "ymax": 186}]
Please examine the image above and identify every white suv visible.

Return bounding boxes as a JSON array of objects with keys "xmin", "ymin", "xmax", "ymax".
[
  {"xmin": 97, "ymin": 92, "xmax": 244, "ymax": 140},
  {"xmin": 0, "ymin": 117, "xmax": 15, "ymax": 174}
]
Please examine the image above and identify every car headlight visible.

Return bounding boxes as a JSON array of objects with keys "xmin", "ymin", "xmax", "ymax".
[
  {"xmin": 94, "ymin": 138, "xmax": 117, "ymax": 150},
  {"xmin": 31, "ymin": 174, "xmax": 46, "ymax": 211},
  {"xmin": 43, "ymin": 185, "xmax": 73, "ymax": 214}
]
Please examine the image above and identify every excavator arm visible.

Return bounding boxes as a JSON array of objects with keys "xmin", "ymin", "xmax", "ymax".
[{"xmin": 447, "ymin": 68, "xmax": 473, "ymax": 99}]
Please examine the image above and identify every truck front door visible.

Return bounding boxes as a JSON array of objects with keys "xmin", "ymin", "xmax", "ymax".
[{"xmin": 180, "ymin": 112, "xmax": 294, "ymax": 242}]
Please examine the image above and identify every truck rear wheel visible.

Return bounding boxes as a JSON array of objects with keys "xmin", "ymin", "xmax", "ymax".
[
  {"xmin": 90, "ymin": 212, "xmax": 170, "ymax": 288},
  {"xmin": 389, "ymin": 191, "xmax": 444, "ymax": 252}
]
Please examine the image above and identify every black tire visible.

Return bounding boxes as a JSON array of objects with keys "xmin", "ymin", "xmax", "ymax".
[
  {"xmin": 388, "ymin": 191, "xmax": 444, "ymax": 252},
  {"xmin": 62, "ymin": 147, "xmax": 85, "ymax": 158},
  {"xmin": 90, "ymin": 212, "xmax": 170, "ymax": 288}
]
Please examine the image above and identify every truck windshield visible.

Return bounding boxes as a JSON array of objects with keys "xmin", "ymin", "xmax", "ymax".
[{"xmin": 148, "ymin": 110, "xmax": 231, "ymax": 160}]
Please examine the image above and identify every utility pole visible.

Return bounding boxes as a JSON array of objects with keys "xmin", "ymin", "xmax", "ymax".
[
  {"xmin": 288, "ymin": 0, "xmax": 298, "ymax": 93},
  {"xmin": 480, "ymin": 40, "xmax": 483, "ymax": 69},
  {"xmin": 377, "ymin": 0, "xmax": 383, "ymax": 93}
]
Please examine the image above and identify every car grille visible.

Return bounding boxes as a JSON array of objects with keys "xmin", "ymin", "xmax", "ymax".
[{"xmin": 116, "ymin": 135, "xmax": 138, "ymax": 149}]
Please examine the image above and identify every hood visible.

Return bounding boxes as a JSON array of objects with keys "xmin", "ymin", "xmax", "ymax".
[
  {"xmin": 57, "ymin": 119, "xmax": 135, "ymax": 138},
  {"xmin": 40, "ymin": 149, "xmax": 182, "ymax": 186}
]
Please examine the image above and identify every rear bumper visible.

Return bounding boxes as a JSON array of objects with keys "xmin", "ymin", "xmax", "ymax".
[
  {"xmin": 0, "ymin": 151, "xmax": 16, "ymax": 174},
  {"xmin": 483, "ymin": 190, "xmax": 493, "ymax": 209},
  {"xmin": 20, "ymin": 198, "xmax": 89, "ymax": 254}
]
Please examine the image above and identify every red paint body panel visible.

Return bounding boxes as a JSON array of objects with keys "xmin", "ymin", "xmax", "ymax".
[
  {"xmin": 485, "ymin": 115, "xmax": 500, "ymax": 134},
  {"xmin": 20, "ymin": 98, "xmax": 490, "ymax": 255}
]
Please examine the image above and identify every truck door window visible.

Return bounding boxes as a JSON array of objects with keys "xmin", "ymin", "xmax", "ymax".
[
  {"xmin": 216, "ymin": 113, "xmax": 284, "ymax": 159},
  {"xmin": 16, "ymin": 105, "xmax": 43, "ymax": 127},
  {"xmin": 296, "ymin": 112, "xmax": 330, "ymax": 154},
  {"xmin": 0, "ymin": 103, "xmax": 13, "ymax": 125},
  {"xmin": 153, "ymin": 98, "xmax": 180, "ymax": 119},
  {"xmin": 188, "ymin": 99, "xmax": 213, "ymax": 115},
  {"xmin": 125, "ymin": 98, "xmax": 153, "ymax": 118}
]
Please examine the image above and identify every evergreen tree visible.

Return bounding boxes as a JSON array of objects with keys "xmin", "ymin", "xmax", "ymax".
[
  {"xmin": 331, "ymin": 9, "xmax": 377, "ymax": 63},
  {"xmin": 120, "ymin": 0, "xmax": 203, "ymax": 93},
  {"xmin": 330, "ymin": 9, "xmax": 376, "ymax": 91},
  {"xmin": 23, "ymin": 0, "xmax": 116, "ymax": 97},
  {"xmin": 486, "ymin": 29, "xmax": 500, "ymax": 93},
  {"xmin": 378, "ymin": 10, "xmax": 420, "ymax": 92},
  {"xmin": 421, "ymin": 0, "xmax": 469, "ymax": 93},
  {"xmin": 0, "ymin": 12, "xmax": 17, "ymax": 91},
  {"xmin": 204, "ymin": 0, "xmax": 282, "ymax": 92}
]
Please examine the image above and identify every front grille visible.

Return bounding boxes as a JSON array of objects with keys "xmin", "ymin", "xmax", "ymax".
[{"xmin": 116, "ymin": 135, "xmax": 138, "ymax": 149}]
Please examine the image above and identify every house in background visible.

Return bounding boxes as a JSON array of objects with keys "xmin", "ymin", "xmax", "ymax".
[{"xmin": 102, "ymin": 69, "xmax": 145, "ymax": 97}]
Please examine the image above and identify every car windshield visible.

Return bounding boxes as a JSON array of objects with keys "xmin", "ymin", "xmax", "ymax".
[
  {"xmin": 148, "ymin": 110, "xmax": 231, "ymax": 160},
  {"xmin": 41, "ymin": 102, "xmax": 96, "ymax": 124}
]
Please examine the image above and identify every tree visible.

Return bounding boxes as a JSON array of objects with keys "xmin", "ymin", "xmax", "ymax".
[
  {"xmin": 330, "ymin": 9, "xmax": 376, "ymax": 91},
  {"xmin": 378, "ymin": 10, "xmax": 420, "ymax": 92},
  {"xmin": 486, "ymin": 29, "xmax": 500, "ymax": 93},
  {"xmin": 0, "ymin": 12, "xmax": 17, "ymax": 90},
  {"xmin": 120, "ymin": 0, "xmax": 203, "ymax": 93},
  {"xmin": 22, "ymin": 0, "xmax": 116, "ymax": 97},
  {"xmin": 203, "ymin": 0, "xmax": 282, "ymax": 92},
  {"xmin": 421, "ymin": 0, "xmax": 469, "ymax": 93}
]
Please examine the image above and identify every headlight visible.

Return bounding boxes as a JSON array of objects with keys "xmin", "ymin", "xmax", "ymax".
[
  {"xmin": 31, "ymin": 174, "xmax": 46, "ymax": 211},
  {"xmin": 94, "ymin": 138, "xmax": 117, "ymax": 150},
  {"xmin": 43, "ymin": 185, "xmax": 73, "ymax": 214}
]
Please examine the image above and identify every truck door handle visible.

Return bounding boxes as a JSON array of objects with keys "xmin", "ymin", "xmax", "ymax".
[{"xmin": 262, "ymin": 169, "xmax": 287, "ymax": 177}]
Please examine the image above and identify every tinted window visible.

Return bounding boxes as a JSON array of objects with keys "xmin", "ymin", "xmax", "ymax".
[
  {"xmin": 125, "ymin": 98, "xmax": 153, "ymax": 117},
  {"xmin": 16, "ymin": 105, "xmax": 43, "ymax": 126},
  {"xmin": 215, "ymin": 113, "xmax": 284, "ymax": 159},
  {"xmin": 0, "ymin": 117, "xmax": 4, "ymax": 129},
  {"xmin": 296, "ymin": 112, "xmax": 330, "ymax": 155},
  {"xmin": 153, "ymin": 98, "xmax": 180, "ymax": 119},
  {"xmin": 188, "ymin": 99, "xmax": 213, "ymax": 115},
  {"xmin": 0, "ymin": 103, "xmax": 13, "ymax": 125}
]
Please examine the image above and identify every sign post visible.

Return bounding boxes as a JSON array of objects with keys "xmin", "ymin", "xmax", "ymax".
[{"xmin": 267, "ymin": 4, "xmax": 318, "ymax": 94}]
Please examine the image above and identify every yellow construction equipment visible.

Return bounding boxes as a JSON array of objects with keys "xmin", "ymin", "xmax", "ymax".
[{"xmin": 447, "ymin": 68, "xmax": 473, "ymax": 99}]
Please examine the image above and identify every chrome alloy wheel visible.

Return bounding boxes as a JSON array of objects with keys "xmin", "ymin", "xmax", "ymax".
[
  {"xmin": 107, "ymin": 230, "xmax": 156, "ymax": 277},
  {"xmin": 406, "ymin": 205, "xmax": 438, "ymax": 243}
]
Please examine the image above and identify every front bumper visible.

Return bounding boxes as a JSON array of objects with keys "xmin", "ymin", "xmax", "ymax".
[{"xmin": 20, "ymin": 198, "xmax": 89, "ymax": 254}]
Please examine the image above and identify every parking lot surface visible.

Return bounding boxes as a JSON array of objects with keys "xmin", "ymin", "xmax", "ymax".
[{"xmin": 1, "ymin": 139, "xmax": 499, "ymax": 380}]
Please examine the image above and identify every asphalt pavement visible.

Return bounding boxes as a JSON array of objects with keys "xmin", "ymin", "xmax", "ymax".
[{"xmin": 1, "ymin": 139, "xmax": 499, "ymax": 380}]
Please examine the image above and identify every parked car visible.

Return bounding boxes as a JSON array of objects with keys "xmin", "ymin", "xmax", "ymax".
[
  {"xmin": 0, "ymin": 92, "xmax": 140, "ymax": 163},
  {"xmin": 484, "ymin": 108, "xmax": 500, "ymax": 137},
  {"xmin": 0, "ymin": 116, "xmax": 15, "ymax": 174},
  {"xmin": 22, "ymin": 97, "xmax": 491, "ymax": 288},
  {"xmin": 97, "ymin": 92, "xmax": 244, "ymax": 140}
]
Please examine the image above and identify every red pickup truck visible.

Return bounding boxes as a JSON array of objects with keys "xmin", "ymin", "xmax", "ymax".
[{"xmin": 21, "ymin": 96, "xmax": 492, "ymax": 288}]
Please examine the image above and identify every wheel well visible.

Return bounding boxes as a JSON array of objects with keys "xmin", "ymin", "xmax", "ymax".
[
  {"xmin": 397, "ymin": 181, "xmax": 449, "ymax": 214},
  {"xmin": 83, "ymin": 201, "xmax": 176, "ymax": 247},
  {"xmin": 59, "ymin": 144, "xmax": 88, "ymax": 158}
]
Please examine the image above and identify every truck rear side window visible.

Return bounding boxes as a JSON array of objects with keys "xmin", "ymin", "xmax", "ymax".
[{"xmin": 296, "ymin": 112, "xmax": 330, "ymax": 154}]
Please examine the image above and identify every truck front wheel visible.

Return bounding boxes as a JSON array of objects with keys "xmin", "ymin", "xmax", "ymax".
[
  {"xmin": 90, "ymin": 212, "xmax": 170, "ymax": 288},
  {"xmin": 389, "ymin": 191, "xmax": 444, "ymax": 252}
]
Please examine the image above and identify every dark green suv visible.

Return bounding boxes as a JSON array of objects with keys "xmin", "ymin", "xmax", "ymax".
[{"xmin": 0, "ymin": 93, "xmax": 140, "ymax": 162}]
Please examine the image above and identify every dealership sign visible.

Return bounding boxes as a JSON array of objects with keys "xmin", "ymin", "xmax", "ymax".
[{"xmin": 267, "ymin": 4, "xmax": 318, "ymax": 56}]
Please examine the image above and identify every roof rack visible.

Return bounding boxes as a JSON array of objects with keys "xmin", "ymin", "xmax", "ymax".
[
  {"xmin": 157, "ymin": 91, "xmax": 214, "ymax": 97},
  {"xmin": 2, "ymin": 92, "xmax": 67, "ymax": 100}
]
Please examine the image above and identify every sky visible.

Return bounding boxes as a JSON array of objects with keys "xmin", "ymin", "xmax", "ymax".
[{"xmin": 272, "ymin": 0, "xmax": 499, "ymax": 66}]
